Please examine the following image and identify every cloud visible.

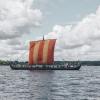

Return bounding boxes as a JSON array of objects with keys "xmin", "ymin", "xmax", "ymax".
[
  {"xmin": 0, "ymin": 0, "xmax": 42, "ymax": 40},
  {"xmin": 1, "ymin": 1, "xmax": 100, "ymax": 61},
  {"xmin": 0, "ymin": 39, "xmax": 28, "ymax": 61},
  {"xmin": 6, "ymin": 38, "xmax": 21, "ymax": 45},
  {"xmin": 0, "ymin": 0, "xmax": 42, "ymax": 60},
  {"xmin": 46, "ymin": 6, "xmax": 100, "ymax": 60}
]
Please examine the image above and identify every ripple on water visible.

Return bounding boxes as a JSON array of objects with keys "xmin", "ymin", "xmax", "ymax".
[{"xmin": 0, "ymin": 66, "xmax": 100, "ymax": 100}]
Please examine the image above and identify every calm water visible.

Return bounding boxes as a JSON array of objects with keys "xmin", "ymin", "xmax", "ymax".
[{"xmin": 0, "ymin": 66, "xmax": 100, "ymax": 100}]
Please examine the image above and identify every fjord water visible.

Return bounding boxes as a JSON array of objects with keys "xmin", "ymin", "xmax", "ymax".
[{"xmin": 0, "ymin": 66, "xmax": 100, "ymax": 100}]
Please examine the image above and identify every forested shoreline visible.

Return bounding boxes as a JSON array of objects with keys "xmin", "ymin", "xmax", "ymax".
[{"xmin": 0, "ymin": 60, "xmax": 100, "ymax": 66}]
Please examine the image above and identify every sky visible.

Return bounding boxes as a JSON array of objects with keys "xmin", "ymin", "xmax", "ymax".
[{"xmin": 0, "ymin": 0, "xmax": 100, "ymax": 61}]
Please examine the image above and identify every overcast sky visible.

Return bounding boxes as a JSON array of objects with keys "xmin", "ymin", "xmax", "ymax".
[{"xmin": 0, "ymin": 0, "xmax": 100, "ymax": 61}]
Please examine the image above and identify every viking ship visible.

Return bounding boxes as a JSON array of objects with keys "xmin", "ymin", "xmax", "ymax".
[{"xmin": 10, "ymin": 37, "xmax": 81, "ymax": 70}]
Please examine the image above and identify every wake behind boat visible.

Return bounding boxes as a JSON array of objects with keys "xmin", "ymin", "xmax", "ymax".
[{"xmin": 10, "ymin": 37, "xmax": 81, "ymax": 70}]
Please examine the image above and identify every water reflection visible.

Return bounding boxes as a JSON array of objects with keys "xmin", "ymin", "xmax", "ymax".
[{"xmin": 29, "ymin": 70, "xmax": 55, "ymax": 100}]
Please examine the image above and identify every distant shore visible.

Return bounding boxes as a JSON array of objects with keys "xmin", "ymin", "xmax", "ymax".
[
  {"xmin": 0, "ymin": 60, "xmax": 100, "ymax": 66},
  {"xmin": 0, "ymin": 60, "xmax": 9, "ymax": 65}
]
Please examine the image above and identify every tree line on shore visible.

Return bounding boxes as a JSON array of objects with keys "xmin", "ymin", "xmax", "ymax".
[
  {"xmin": 0, "ymin": 60, "xmax": 10, "ymax": 65},
  {"xmin": 0, "ymin": 60, "xmax": 100, "ymax": 66}
]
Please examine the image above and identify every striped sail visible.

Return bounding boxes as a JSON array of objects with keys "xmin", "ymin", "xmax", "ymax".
[{"xmin": 29, "ymin": 39, "xmax": 56, "ymax": 65}]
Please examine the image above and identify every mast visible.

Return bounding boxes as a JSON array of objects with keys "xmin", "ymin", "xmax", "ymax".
[{"xmin": 43, "ymin": 35, "xmax": 44, "ymax": 40}]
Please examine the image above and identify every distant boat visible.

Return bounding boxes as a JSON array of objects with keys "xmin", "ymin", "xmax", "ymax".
[{"xmin": 10, "ymin": 37, "xmax": 81, "ymax": 70}]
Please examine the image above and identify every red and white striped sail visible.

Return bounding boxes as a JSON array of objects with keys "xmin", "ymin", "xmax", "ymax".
[{"xmin": 29, "ymin": 39, "xmax": 56, "ymax": 65}]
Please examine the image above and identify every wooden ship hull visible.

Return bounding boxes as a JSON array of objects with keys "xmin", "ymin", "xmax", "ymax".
[{"xmin": 10, "ymin": 64, "xmax": 81, "ymax": 70}]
